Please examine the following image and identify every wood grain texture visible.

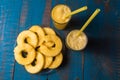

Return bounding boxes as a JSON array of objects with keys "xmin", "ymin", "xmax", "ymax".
[
  {"xmin": 42, "ymin": 0, "xmax": 52, "ymax": 26},
  {"xmin": 0, "ymin": 0, "xmax": 120, "ymax": 80},
  {"xmin": 13, "ymin": 0, "xmax": 47, "ymax": 80},
  {"xmin": 0, "ymin": 0, "xmax": 22, "ymax": 80},
  {"xmin": 84, "ymin": 0, "xmax": 120, "ymax": 80},
  {"xmin": 48, "ymin": 0, "xmax": 87, "ymax": 80}
]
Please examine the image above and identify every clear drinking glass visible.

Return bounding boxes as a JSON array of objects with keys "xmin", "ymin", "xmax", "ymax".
[{"xmin": 51, "ymin": 4, "xmax": 71, "ymax": 30}]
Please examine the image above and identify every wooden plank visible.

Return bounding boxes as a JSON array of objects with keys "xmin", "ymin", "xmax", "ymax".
[
  {"xmin": 42, "ymin": 0, "xmax": 52, "ymax": 26},
  {"xmin": 48, "ymin": 0, "xmax": 87, "ymax": 80},
  {"xmin": 110, "ymin": 2, "xmax": 120, "ymax": 78},
  {"xmin": 84, "ymin": 0, "xmax": 120, "ymax": 80},
  {"xmin": 13, "ymin": 0, "xmax": 48, "ymax": 80},
  {"xmin": 0, "ymin": 0, "xmax": 120, "ymax": 80},
  {"xmin": 0, "ymin": 0, "xmax": 22, "ymax": 80}
]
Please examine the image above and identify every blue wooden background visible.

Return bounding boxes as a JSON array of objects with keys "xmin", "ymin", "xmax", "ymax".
[{"xmin": 0, "ymin": 0, "xmax": 120, "ymax": 80}]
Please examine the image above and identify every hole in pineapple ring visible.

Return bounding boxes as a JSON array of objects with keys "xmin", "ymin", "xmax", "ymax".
[
  {"xmin": 17, "ymin": 30, "xmax": 38, "ymax": 48},
  {"xmin": 31, "ymin": 59, "xmax": 37, "ymax": 66},
  {"xmin": 14, "ymin": 44, "xmax": 36, "ymax": 65},
  {"xmin": 52, "ymin": 44, "xmax": 56, "ymax": 47},
  {"xmin": 24, "ymin": 38, "xmax": 28, "ymax": 43},
  {"xmin": 52, "ymin": 57, "xmax": 55, "ymax": 61},
  {"xmin": 40, "ymin": 35, "xmax": 62, "ymax": 57},
  {"xmin": 21, "ymin": 51, "xmax": 28, "ymax": 58},
  {"xmin": 35, "ymin": 46, "xmax": 40, "ymax": 51}
]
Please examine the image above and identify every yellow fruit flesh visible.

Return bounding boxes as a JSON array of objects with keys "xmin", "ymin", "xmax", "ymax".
[
  {"xmin": 25, "ymin": 52, "xmax": 44, "ymax": 74},
  {"xmin": 49, "ymin": 53, "xmax": 63, "ymax": 69}
]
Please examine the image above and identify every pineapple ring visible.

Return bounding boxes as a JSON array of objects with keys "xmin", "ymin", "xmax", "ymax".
[
  {"xmin": 43, "ymin": 41, "xmax": 55, "ymax": 48},
  {"xmin": 17, "ymin": 30, "xmax": 38, "ymax": 48},
  {"xmin": 14, "ymin": 44, "xmax": 36, "ymax": 65},
  {"xmin": 48, "ymin": 53, "xmax": 63, "ymax": 69},
  {"xmin": 25, "ymin": 52, "xmax": 44, "ymax": 74},
  {"xmin": 42, "ymin": 27, "xmax": 56, "ymax": 47},
  {"xmin": 43, "ymin": 56, "xmax": 53, "ymax": 69},
  {"xmin": 29, "ymin": 25, "xmax": 45, "ymax": 45},
  {"xmin": 14, "ymin": 26, "xmax": 63, "ymax": 74},
  {"xmin": 43, "ymin": 27, "xmax": 56, "ymax": 35},
  {"xmin": 39, "ymin": 35, "xmax": 62, "ymax": 57},
  {"xmin": 24, "ymin": 52, "xmax": 44, "ymax": 74}
]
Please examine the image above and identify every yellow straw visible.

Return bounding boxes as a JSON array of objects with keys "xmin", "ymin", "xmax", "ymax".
[
  {"xmin": 65, "ymin": 6, "xmax": 88, "ymax": 18},
  {"xmin": 77, "ymin": 8, "xmax": 100, "ymax": 36}
]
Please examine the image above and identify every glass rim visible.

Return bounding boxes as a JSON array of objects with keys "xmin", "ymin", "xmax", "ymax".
[
  {"xmin": 65, "ymin": 30, "xmax": 88, "ymax": 51},
  {"xmin": 51, "ymin": 4, "xmax": 71, "ymax": 24}
]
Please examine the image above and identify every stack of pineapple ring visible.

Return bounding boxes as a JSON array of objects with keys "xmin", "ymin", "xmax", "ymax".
[{"xmin": 14, "ymin": 25, "xmax": 63, "ymax": 74}]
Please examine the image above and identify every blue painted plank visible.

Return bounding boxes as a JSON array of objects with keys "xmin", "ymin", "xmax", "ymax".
[
  {"xmin": 0, "ymin": 0, "xmax": 22, "ymax": 80},
  {"xmin": 84, "ymin": 0, "xmax": 120, "ymax": 80},
  {"xmin": 0, "ymin": 0, "xmax": 120, "ymax": 80},
  {"xmin": 13, "ymin": 0, "xmax": 48, "ymax": 80},
  {"xmin": 48, "ymin": 0, "xmax": 87, "ymax": 80},
  {"xmin": 109, "ymin": 1, "xmax": 120, "ymax": 79}
]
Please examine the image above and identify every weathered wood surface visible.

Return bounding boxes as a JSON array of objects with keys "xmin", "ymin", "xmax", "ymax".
[{"xmin": 0, "ymin": 0, "xmax": 120, "ymax": 80}]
